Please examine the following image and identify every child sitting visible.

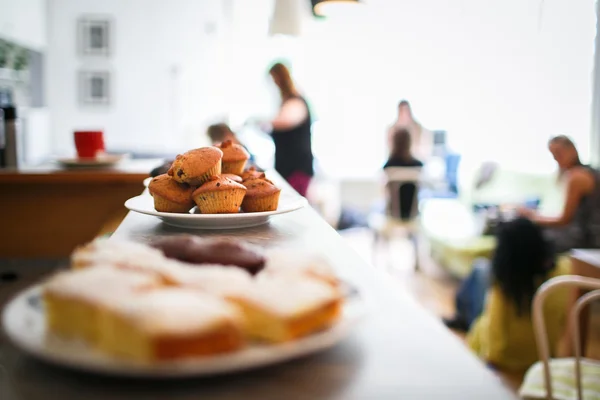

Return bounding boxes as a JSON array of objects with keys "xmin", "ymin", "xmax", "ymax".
[{"xmin": 467, "ymin": 218, "xmax": 569, "ymax": 371}]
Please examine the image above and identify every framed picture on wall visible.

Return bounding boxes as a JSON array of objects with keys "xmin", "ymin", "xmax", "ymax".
[
  {"xmin": 79, "ymin": 70, "xmax": 110, "ymax": 105},
  {"xmin": 78, "ymin": 17, "xmax": 112, "ymax": 56}
]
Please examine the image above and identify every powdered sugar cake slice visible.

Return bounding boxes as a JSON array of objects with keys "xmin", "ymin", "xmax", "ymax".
[
  {"xmin": 161, "ymin": 264, "xmax": 255, "ymax": 299},
  {"xmin": 99, "ymin": 289, "xmax": 245, "ymax": 362},
  {"xmin": 228, "ymin": 275, "xmax": 343, "ymax": 343},
  {"xmin": 71, "ymin": 238, "xmax": 167, "ymax": 270},
  {"xmin": 44, "ymin": 266, "xmax": 162, "ymax": 343}
]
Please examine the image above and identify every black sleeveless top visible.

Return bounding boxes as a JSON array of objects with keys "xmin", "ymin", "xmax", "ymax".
[{"xmin": 271, "ymin": 96, "xmax": 314, "ymax": 178}]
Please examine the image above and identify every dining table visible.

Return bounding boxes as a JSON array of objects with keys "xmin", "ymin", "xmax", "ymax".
[
  {"xmin": 565, "ymin": 249, "xmax": 600, "ymax": 355},
  {"xmin": 0, "ymin": 176, "xmax": 518, "ymax": 400}
]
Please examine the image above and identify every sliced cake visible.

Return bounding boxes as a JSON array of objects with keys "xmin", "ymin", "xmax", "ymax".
[
  {"xmin": 44, "ymin": 266, "xmax": 161, "ymax": 343},
  {"xmin": 228, "ymin": 275, "xmax": 343, "ymax": 343},
  {"xmin": 99, "ymin": 288, "xmax": 245, "ymax": 362}
]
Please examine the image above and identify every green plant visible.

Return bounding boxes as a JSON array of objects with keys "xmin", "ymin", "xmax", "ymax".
[
  {"xmin": 12, "ymin": 47, "xmax": 28, "ymax": 71},
  {"xmin": 0, "ymin": 40, "xmax": 9, "ymax": 68}
]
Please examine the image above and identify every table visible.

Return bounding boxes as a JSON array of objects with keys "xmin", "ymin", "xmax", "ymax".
[
  {"xmin": 0, "ymin": 195, "xmax": 517, "ymax": 399},
  {"xmin": 0, "ymin": 159, "xmax": 162, "ymax": 258},
  {"xmin": 566, "ymin": 249, "xmax": 600, "ymax": 355}
]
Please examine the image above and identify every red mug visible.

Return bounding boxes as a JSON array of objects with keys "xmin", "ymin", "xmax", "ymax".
[{"xmin": 74, "ymin": 130, "xmax": 105, "ymax": 158}]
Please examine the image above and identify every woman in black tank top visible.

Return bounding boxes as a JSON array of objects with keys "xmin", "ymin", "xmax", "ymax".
[{"xmin": 268, "ymin": 63, "xmax": 314, "ymax": 197}]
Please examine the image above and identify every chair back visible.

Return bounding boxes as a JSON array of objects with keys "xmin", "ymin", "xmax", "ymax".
[
  {"xmin": 383, "ymin": 167, "xmax": 422, "ymax": 221},
  {"xmin": 532, "ymin": 275, "xmax": 600, "ymax": 400}
]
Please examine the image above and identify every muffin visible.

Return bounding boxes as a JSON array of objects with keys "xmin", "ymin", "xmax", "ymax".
[
  {"xmin": 222, "ymin": 173, "xmax": 243, "ymax": 183},
  {"xmin": 192, "ymin": 176, "xmax": 247, "ymax": 214},
  {"xmin": 168, "ymin": 147, "xmax": 223, "ymax": 186},
  {"xmin": 241, "ymin": 177, "xmax": 281, "ymax": 212},
  {"xmin": 148, "ymin": 174, "xmax": 195, "ymax": 213},
  {"xmin": 216, "ymin": 140, "xmax": 250, "ymax": 175},
  {"xmin": 240, "ymin": 166, "xmax": 263, "ymax": 182}
]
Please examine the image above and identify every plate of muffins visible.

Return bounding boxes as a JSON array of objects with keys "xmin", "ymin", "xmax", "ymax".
[
  {"xmin": 2, "ymin": 237, "xmax": 366, "ymax": 378},
  {"xmin": 127, "ymin": 141, "xmax": 307, "ymax": 229}
]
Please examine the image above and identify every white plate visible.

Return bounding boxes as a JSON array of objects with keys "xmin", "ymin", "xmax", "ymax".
[
  {"xmin": 125, "ymin": 192, "xmax": 307, "ymax": 229},
  {"xmin": 143, "ymin": 177, "xmax": 152, "ymax": 187},
  {"xmin": 2, "ymin": 285, "xmax": 365, "ymax": 378},
  {"xmin": 57, "ymin": 154, "xmax": 126, "ymax": 168}
]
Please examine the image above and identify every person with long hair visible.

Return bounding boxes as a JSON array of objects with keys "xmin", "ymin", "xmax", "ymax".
[
  {"xmin": 388, "ymin": 100, "xmax": 433, "ymax": 161},
  {"xmin": 466, "ymin": 218, "xmax": 569, "ymax": 371},
  {"xmin": 384, "ymin": 128, "xmax": 423, "ymax": 219},
  {"xmin": 445, "ymin": 136, "xmax": 600, "ymax": 330},
  {"xmin": 266, "ymin": 62, "xmax": 314, "ymax": 197},
  {"xmin": 384, "ymin": 127, "xmax": 423, "ymax": 168}
]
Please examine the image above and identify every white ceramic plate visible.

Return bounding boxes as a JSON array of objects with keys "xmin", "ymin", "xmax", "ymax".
[
  {"xmin": 124, "ymin": 192, "xmax": 307, "ymax": 229},
  {"xmin": 2, "ymin": 285, "xmax": 365, "ymax": 378},
  {"xmin": 56, "ymin": 154, "xmax": 126, "ymax": 168}
]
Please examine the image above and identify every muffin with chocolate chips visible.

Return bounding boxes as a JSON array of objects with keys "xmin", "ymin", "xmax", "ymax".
[
  {"xmin": 168, "ymin": 147, "xmax": 223, "ymax": 186},
  {"xmin": 240, "ymin": 166, "xmax": 263, "ymax": 182},
  {"xmin": 241, "ymin": 176, "xmax": 281, "ymax": 212},
  {"xmin": 192, "ymin": 176, "xmax": 247, "ymax": 214},
  {"xmin": 222, "ymin": 173, "xmax": 243, "ymax": 183},
  {"xmin": 216, "ymin": 140, "xmax": 250, "ymax": 175},
  {"xmin": 148, "ymin": 174, "xmax": 195, "ymax": 213}
]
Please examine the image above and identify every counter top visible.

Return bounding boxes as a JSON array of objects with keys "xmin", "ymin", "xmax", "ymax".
[
  {"xmin": 0, "ymin": 159, "xmax": 163, "ymax": 184},
  {"xmin": 0, "ymin": 180, "xmax": 516, "ymax": 399},
  {"xmin": 571, "ymin": 249, "xmax": 600, "ymax": 268}
]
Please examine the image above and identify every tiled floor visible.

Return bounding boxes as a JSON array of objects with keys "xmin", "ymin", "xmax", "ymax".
[{"xmin": 339, "ymin": 227, "xmax": 600, "ymax": 394}]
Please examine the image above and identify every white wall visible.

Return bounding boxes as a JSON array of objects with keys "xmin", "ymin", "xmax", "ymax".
[
  {"xmin": 225, "ymin": 0, "xmax": 596, "ymax": 178},
  {"xmin": 0, "ymin": 0, "xmax": 47, "ymax": 50},
  {"xmin": 47, "ymin": 0, "xmax": 227, "ymax": 156}
]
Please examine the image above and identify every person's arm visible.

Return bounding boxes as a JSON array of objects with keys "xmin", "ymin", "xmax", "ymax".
[
  {"xmin": 520, "ymin": 170, "xmax": 591, "ymax": 227},
  {"xmin": 271, "ymin": 98, "xmax": 307, "ymax": 131}
]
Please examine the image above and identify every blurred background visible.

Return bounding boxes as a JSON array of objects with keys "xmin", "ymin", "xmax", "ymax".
[
  {"xmin": 1, "ymin": 0, "xmax": 596, "ymax": 169},
  {"xmin": 1, "ymin": 0, "xmax": 598, "ymax": 226}
]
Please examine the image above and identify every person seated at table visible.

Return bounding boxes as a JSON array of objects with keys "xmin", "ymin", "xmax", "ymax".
[
  {"xmin": 206, "ymin": 123, "xmax": 257, "ymax": 165},
  {"xmin": 383, "ymin": 128, "xmax": 423, "ymax": 219},
  {"xmin": 518, "ymin": 135, "xmax": 600, "ymax": 253},
  {"xmin": 466, "ymin": 218, "xmax": 569, "ymax": 371},
  {"xmin": 444, "ymin": 135, "xmax": 599, "ymax": 330},
  {"xmin": 384, "ymin": 127, "xmax": 424, "ymax": 169},
  {"xmin": 387, "ymin": 100, "xmax": 433, "ymax": 161},
  {"xmin": 150, "ymin": 123, "xmax": 257, "ymax": 177}
]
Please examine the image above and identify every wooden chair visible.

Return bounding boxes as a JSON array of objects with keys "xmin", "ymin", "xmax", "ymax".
[
  {"xmin": 368, "ymin": 167, "xmax": 422, "ymax": 271},
  {"xmin": 520, "ymin": 276, "xmax": 600, "ymax": 400}
]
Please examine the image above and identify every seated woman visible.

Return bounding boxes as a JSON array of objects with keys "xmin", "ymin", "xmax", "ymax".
[
  {"xmin": 520, "ymin": 135, "xmax": 600, "ymax": 253},
  {"xmin": 467, "ymin": 218, "xmax": 569, "ymax": 372},
  {"xmin": 384, "ymin": 128, "xmax": 423, "ymax": 220},
  {"xmin": 444, "ymin": 135, "xmax": 599, "ymax": 330}
]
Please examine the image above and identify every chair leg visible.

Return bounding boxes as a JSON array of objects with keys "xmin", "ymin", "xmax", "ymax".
[
  {"xmin": 385, "ymin": 235, "xmax": 392, "ymax": 271},
  {"xmin": 371, "ymin": 231, "xmax": 380, "ymax": 267},
  {"xmin": 409, "ymin": 232, "xmax": 419, "ymax": 271}
]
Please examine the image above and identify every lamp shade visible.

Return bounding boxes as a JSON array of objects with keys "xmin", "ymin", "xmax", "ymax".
[
  {"xmin": 311, "ymin": 0, "xmax": 360, "ymax": 17},
  {"xmin": 270, "ymin": 0, "xmax": 304, "ymax": 36}
]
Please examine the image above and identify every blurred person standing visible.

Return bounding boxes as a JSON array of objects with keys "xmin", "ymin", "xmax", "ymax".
[
  {"xmin": 388, "ymin": 100, "xmax": 433, "ymax": 161},
  {"xmin": 263, "ymin": 63, "xmax": 314, "ymax": 197}
]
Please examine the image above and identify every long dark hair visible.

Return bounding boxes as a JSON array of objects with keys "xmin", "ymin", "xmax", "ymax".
[
  {"xmin": 269, "ymin": 63, "xmax": 298, "ymax": 101},
  {"xmin": 389, "ymin": 127, "xmax": 413, "ymax": 162},
  {"xmin": 491, "ymin": 218, "xmax": 555, "ymax": 315}
]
